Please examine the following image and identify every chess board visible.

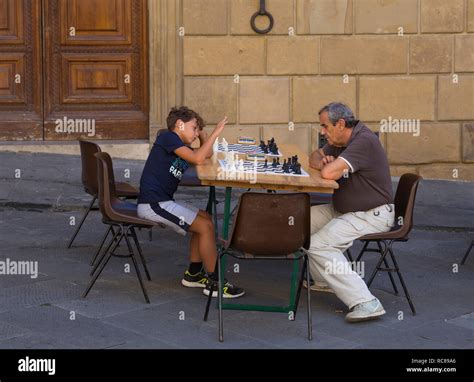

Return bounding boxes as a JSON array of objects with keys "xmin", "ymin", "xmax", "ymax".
[
  {"xmin": 218, "ymin": 159, "xmax": 309, "ymax": 177},
  {"xmin": 217, "ymin": 143, "xmax": 282, "ymax": 157}
]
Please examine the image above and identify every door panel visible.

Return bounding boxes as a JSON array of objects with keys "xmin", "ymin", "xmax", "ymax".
[
  {"xmin": 44, "ymin": 0, "xmax": 148, "ymax": 140},
  {"xmin": 60, "ymin": 0, "xmax": 132, "ymax": 45},
  {"xmin": 0, "ymin": 54, "xmax": 25, "ymax": 102},
  {"xmin": 0, "ymin": 0, "xmax": 24, "ymax": 44},
  {"xmin": 0, "ymin": 0, "xmax": 42, "ymax": 140},
  {"xmin": 61, "ymin": 54, "xmax": 132, "ymax": 103}
]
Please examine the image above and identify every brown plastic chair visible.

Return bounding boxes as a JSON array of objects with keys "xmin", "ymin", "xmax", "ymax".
[
  {"xmin": 352, "ymin": 173, "xmax": 423, "ymax": 315},
  {"xmin": 67, "ymin": 140, "xmax": 139, "ymax": 248},
  {"xmin": 82, "ymin": 152, "xmax": 159, "ymax": 303},
  {"xmin": 203, "ymin": 192, "xmax": 312, "ymax": 342},
  {"xmin": 461, "ymin": 240, "xmax": 473, "ymax": 265}
]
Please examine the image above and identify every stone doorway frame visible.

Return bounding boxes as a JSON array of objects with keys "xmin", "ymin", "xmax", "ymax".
[{"xmin": 148, "ymin": 0, "xmax": 184, "ymax": 142}]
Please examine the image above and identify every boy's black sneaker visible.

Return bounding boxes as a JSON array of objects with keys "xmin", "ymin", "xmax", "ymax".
[
  {"xmin": 203, "ymin": 280, "xmax": 245, "ymax": 299},
  {"xmin": 181, "ymin": 270, "xmax": 209, "ymax": 288}
]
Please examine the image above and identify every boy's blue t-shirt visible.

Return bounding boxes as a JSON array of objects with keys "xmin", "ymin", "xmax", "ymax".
[{"xmin": 138, "ymin": 131, "xmax": 190, "ymax": 203}]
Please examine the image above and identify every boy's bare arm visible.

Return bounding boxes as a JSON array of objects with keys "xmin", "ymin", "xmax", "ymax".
[
  {"xmin": 175, "ymin": 117, "xmax": 228, "ymax": 165},
  {"xmin": 198, "ymin": 130, "xmax": 213, "ymax": 158}
]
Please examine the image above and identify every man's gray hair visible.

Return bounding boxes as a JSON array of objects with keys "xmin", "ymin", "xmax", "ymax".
[{"xmin": 319, "ymin": 102, "xmax": 357, "ymax": 127}]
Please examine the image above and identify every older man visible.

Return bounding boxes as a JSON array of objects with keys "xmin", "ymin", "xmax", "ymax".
[{"xmin": 308, "ymin": 102, "xmax": 395, "ymax": 322}]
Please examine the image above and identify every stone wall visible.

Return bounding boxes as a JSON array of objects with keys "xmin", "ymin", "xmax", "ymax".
[{"xmin": 161, "ymin": 0, "xmax": 474, "ymax": 180}]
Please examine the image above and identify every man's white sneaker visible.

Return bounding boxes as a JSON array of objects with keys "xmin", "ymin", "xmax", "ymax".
[
  {"xmin": 345, "ymin": 298, "xmax": 386, "ymax": 323},
  {"xmin": 302, "ymin": 280, "xmax": 335, "ymax": 294}
]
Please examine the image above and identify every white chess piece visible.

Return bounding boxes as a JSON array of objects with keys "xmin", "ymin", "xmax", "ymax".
[
  {"xmin": 213, "ymin": 137, "xmax": 219, "ymax": 153},
  {"xmin": 238, "ymin": 159, "xmax": 245, "ymax": 171},
  {"xmin": 229, "ymin": 152, "xmax": 237, "ymax": 172},
  {"xmin": 222, "ymin": 138, "xmax": 228, "ymax": 152}
]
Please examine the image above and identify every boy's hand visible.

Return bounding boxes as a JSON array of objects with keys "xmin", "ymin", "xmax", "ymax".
[
  {"xmin": 215, "ymin": 116, "xmax": 228, "ymax": 134},
  {"xmin": 198, "ymin": 129, "xmax": 209, "ymax": 142}
]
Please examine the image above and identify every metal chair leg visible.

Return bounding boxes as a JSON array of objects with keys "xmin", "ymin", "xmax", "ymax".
[
  {"xmin": 461, "ymin": 240, "xmax": 473, "ymax": 265},
  {"xmin": 376, "ymin": 240, "xmax": 399, "ymax": 295},
  {"xmin": 83, "ymin": 228, "xmax": 124, "ymax": 298},
  {"xmin": 204, "ymin": 255, "xmax": 220, "ymax": 322},
  {"xmin": 67, "ymin": 196, "xmax": 97, "ymax": 248},
  {"xmin": 356, "ymin": 241, "xmax": 369, "ymax": 262},
  {"xmin": 217, "ymin": 250, "xmax": 224, "ymax": 343},
  {"xmin": 90, "ymin": 227, "xmax": 122, "ymax": 276},
  {"xmin": 346, "ymin": 248, "xmax": 354, "ymax": 262},
  {"xmin": 90, "ymin": 225, "xmax": 113, "ymax": 266},
  {"xmin": 293, "ymin": 257, "xmax": 307, "ymax": 318},
  {"xmin": 367, "ymin": 241, "xmax": 388, "ymax": 288},
  {"xmin": 387, "ymin": 244, "xmax": 416, "ymax": 315},
  {"xmin": 130, "ymin": 227, "xmax": 151, "ymax": 281},
  {"xmin": 305, "ymin": 256, "xmax": 313, "ymax": 341},
  {"xmin": 124, "ymin": 228, "xmax": 150, "ymax": 304},
  {"xmin": 206, "ymin": 186, "xmax": 219, "ymax": 238}
]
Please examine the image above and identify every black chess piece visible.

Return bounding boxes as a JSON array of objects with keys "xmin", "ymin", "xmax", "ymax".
[
  {"xmin": 283, "ymin": 159, "xmax": 290, "ymax": 173},
  {"xmin": 295, "ymin": 163, "xmax": 302, "ymax": 175},
  {"xmin": 272, "ymin": 158, "xmax": 277, "ymax": 168},
  {"xmin": 264, "ymin": 159, "xmax": 268, "ymax": 168},
  {"xmin": 276, "ymin": 157, "xmax": 280, "ymax": 165}
]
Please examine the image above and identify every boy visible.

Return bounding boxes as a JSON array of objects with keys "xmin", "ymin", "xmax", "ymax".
[{"xmin": 137, "ymin": 106, "xmax": 245, "ymax": 298}]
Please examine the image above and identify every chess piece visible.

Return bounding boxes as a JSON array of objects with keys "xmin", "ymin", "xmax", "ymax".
[
  {"xmin": 213, "ymin": 137, "xmax": 219, "ymax": 153},
  {"xmin": 238, "ymin": 159, "xmax": 245, "ymax": 171},
  {"xmin": 222, "ymin": 138, "xmax": 229, "ymax": 152},
  {"xmin": 272, "ymin": 158, "xmax": 277, "ymax": 168},
  {"xmin": 264, "ymin": 159, "xmax": 268, "ymax": 168},
  {"xmin": 295, "ymin": 163, "xmax": 302, "ymax": 175}
]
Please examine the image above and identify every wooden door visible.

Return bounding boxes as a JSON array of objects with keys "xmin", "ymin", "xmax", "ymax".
[
  {"xmin": 43, "ymin": 0, "xmax": 148, "ymax": 140},
  {"xmin": 0, "ymin": 0, "xmax": 43, "ymax": 140}
]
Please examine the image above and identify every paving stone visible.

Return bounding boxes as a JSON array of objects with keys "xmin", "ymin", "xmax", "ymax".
[{"xmin": 0, "ymin": 305, "xmax": 158, "ymax": 349}]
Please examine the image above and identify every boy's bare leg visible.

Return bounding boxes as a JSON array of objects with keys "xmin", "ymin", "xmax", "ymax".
[{"xmin": 189, "ymin": 211, "xmax": 217, "ymax": 273}]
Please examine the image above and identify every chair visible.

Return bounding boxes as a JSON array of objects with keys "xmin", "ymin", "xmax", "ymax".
[
  {"xmin": 352, "ymin": 174, "xmax": 423, "ymax": 315},
  {"xmin": 82, "ymin": 152, "xmax": 159, "ymax": 303},
  {"xmin": 67, "ymin": 140, "xmax": 139, "ymax": 248},
  {"xmin": 461, "ymin": 240, "xmax": 473, "ymax": 265},
  {"xmin": 203, "ymin": 192, "xmax": 312, "ymax": 342}
]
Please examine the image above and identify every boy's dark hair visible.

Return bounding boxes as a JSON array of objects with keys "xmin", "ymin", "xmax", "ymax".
[{"xmin": 167, "ymin": 106, "xmax": 205, "ymax": 131}]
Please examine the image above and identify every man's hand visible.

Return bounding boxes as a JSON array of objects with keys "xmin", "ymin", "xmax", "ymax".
[
  {"xmin": 309, "ymin": 149, "xmax": 336, "ymax": 170},
  {"xmin": 321, "ymin": 155, "xmax": 335, "ymax": 167}
]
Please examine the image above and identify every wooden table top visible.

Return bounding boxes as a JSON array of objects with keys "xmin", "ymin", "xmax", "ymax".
[{"xmin": 196, "ymin": 143, "xmax": 339, "ymax": 194}]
